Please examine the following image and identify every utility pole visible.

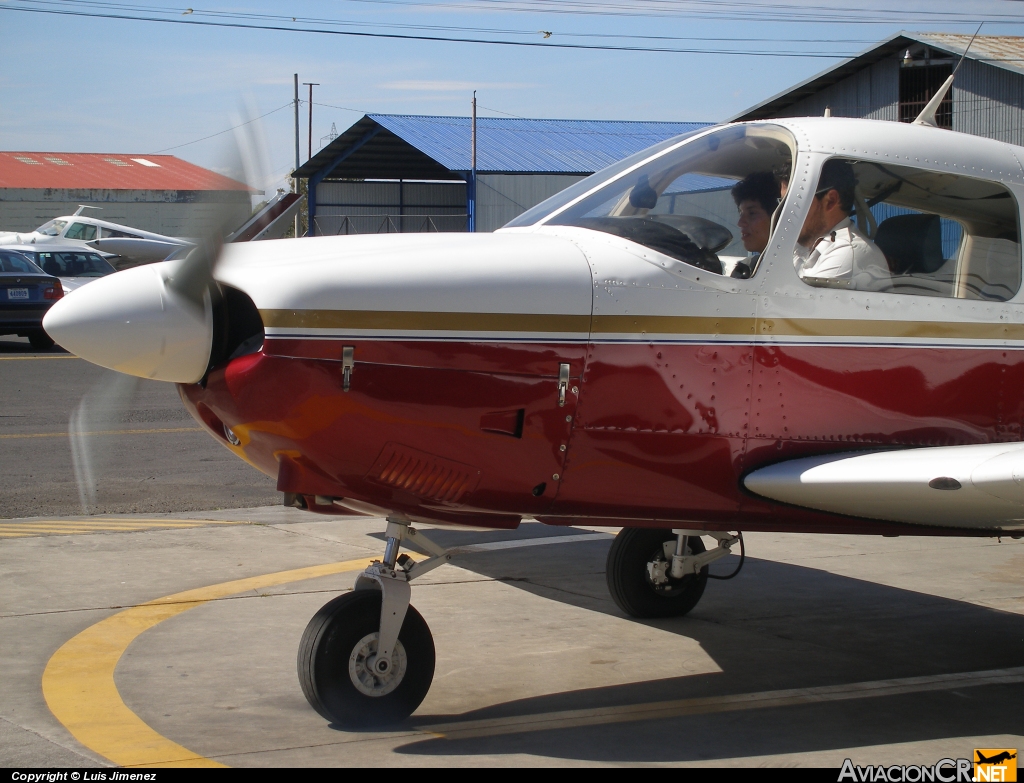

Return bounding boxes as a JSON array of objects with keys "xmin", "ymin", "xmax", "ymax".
[
  {"xmin": 293, "ymin": 74, "xmax": 300, "ymax": 238},
  {"xmin": 303, "ymin": 82, "xmax": 319, "ymax": 161},
  {"xmin": 469, "ymin": 90, "xmax": 477, "ymax": 233},
  {"xmin": 293, "ymin": 75, "xmax": 300, "ymax": 175}
]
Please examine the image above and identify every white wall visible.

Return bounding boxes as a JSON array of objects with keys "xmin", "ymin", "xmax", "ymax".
[{"xmin": 0, "ymin": 189, "xmax": 251, "ymax": 236}]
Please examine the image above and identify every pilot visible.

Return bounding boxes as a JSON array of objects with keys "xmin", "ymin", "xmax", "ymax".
[
  {"xmin": 727, "ymin": 172, "xmax": 781, "ymax": 279},
  {"xmin": 794, "ymin": 160, "xmax": 889, "ymax": 289},
  {"xmin": 731, "ymin": 172, "xmax": 781, "ymax": 257}
]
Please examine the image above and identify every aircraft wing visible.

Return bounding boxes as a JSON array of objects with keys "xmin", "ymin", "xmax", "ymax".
[
  {"xmin": 744, "ymin": 443, "xmax": 1024, "ymax": 528},
  {"xmin": 86, "ymin": 237, "xmax": 191, "ymax": 269}
]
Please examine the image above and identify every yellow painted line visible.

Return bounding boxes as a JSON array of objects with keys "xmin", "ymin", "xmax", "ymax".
[
  {"xmin": 0, "ymin": 524, "xmax": 115, "ymax": 532},
  {"xmin": 0, "ymin": 519, "xmax": 246, "ymax": 538},
  {"xmin": 28, "ymin": 518, "xmax": 242, "ymax": 524},
  {"xmin": 0, "ymin": 427, "xmax": 202, "ymax": 440},
  {"xmin": 0, "ymin": 525, "xmax": 204, "ymax": 536},
  {"xmin": 0, "ymin": 518, "xmax": 243, "ymax": 525},
  {"xmin": 421, "ymin": 666, "xmax": 1024, "ymax": 740},
  {"xmin": 43, "ymin": 555, "xmax": 392, "ymax": 767},
  {"xmin": 0, "ymin": 355, "xmax": 81, "ymax": 360}
]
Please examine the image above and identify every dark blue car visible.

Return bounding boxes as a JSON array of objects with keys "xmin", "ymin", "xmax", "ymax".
[{"xmin": 0, "ymin": 249, "xmax": 64, "ymax": 350}]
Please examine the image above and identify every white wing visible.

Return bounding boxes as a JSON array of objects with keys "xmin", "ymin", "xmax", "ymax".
[{"xmin": 744, "ymin": 443, "xmax": 1024, "ymax": 529}]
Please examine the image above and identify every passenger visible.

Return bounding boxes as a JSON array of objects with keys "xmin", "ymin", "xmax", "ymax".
[
  {"xmin": 794, "ymin": 160, "xmax": 889, "ymax": 289},
  {"xmin": 775, "ymin": 163, "xmax": 790, "ymax": 200},
  {"xmin": 730, "ymin": 172, "xmax": 780, "ymax": 258}
]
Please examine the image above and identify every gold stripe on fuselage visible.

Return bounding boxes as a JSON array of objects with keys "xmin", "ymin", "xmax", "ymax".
[
  {"xmin": 261, "ymin": 309, "xmax": 591, "ymax": 333},
  {"xmin": 260, "ymin": 310, "xmax": 1024, "ymax": 342},
  {"xmin": 593, "ymin": 316, "xmax": 1024, "ymax": 341}
]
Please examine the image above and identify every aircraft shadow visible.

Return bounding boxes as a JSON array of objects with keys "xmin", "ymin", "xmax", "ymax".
[{"xmin": 379, "ymin": 529, "xmax": 1024, "ymax": 763}]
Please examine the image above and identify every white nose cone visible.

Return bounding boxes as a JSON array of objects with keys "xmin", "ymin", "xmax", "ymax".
[{"xmin": 43, "ymin": 261, "xmax": 213, "ymax": 383}]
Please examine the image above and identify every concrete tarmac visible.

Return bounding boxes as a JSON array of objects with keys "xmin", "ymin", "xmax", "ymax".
[
  {"xmin": 3, "ymin": 335, "xmax": 1023, "ymax": 767},
  {"xmin": 2, "ymin": 507, "xmax": 1023, "ymax": 768}
]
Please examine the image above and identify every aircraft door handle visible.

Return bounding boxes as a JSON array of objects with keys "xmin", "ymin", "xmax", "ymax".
[
  {"xmin": 557, "ymin": 363, "xmax": 570, "ymax": 407},
  {"xmin": 342, "ymin": 346, "xmax": 354, "ymax": 392}
]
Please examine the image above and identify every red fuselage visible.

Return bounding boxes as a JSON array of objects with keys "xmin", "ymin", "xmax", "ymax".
[{"xmin": 180, "ymin": 334, "xmax": 1023, "ymax": 537}]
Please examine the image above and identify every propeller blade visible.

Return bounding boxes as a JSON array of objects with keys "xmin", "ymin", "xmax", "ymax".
[
  {"xmin": 168, "ymin": 99, "xmax": 270, "ymax": 310},
  {"xmin": 43, "ymin": 101, "xmax": 268, "ymax": 384},
  {"xmin": 69, "ymin": 372, "xmax": 141, "ymax": 513},
  {"xmin": 54, "ymin": 101, "xmax": 269, "ymax": 510}
]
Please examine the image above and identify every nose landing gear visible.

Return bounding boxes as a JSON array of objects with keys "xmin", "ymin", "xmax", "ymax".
[{"xmin": 297, "ymin": 518, "xmax": 454, "ymax": 727}]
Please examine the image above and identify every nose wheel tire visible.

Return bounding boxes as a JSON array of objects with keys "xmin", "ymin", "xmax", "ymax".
[
  {"xmin": 298, "ymin": 590, "xmax": 435, "ymax": 727},
  {"xmin": 606, "ymin": 528, "xmax": 709, "ymax": 618}
]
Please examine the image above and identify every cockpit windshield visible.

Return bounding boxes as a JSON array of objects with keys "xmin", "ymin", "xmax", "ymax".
[
  {"xmin": 35, "ymin": 219, "xmax": 68, "ymax": 237},
  {"xmin": 511, "ymin": 124, "xmax": 795, "ymax": 277}
]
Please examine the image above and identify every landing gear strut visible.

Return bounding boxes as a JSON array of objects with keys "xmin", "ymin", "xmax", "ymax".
[
  {"xmin": 297, "ymin": 518, "xmax": 454, "ymax": 727},
  {"xmin": 606, "ymin": 528, "xmax": 741, "ymax": 618}
]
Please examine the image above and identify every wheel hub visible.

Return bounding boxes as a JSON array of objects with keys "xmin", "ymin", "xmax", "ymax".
[
  {"xmin": 645, "ymin": 546, "xmax": 691, "ymax": 596},
  {"xmin": 349, "ymin": 633, "xmax": 408, "ymax": 697}
]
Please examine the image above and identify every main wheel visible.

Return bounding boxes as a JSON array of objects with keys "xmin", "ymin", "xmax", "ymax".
[
  {"xmin": 28, "ymin": 330, "xmax": 54, "ymax": 350},
  {"xmin": 298, "ymin": 590, "xmax": 435, "ymax": 727},
  {"xmin": 606, "ymin": 528, "xmax": 709, "ymax": 618}
]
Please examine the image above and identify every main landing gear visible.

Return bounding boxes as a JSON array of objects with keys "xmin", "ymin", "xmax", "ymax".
[
  {"xmin": 606, "ymin": 528, "xmax": 742, "ymax": 618},
  {"xmin": 297, "ymin": 518, "xmax": 454, "ymax": 727}
]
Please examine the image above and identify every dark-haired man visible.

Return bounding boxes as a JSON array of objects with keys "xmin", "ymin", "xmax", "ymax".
[
  {"xmin": 731, "ymin": 172, "xmax": 780, "ymax": 257},
  {"xmin": 795, "ymin": 160, "xmax": 887, "ymax": 286}
]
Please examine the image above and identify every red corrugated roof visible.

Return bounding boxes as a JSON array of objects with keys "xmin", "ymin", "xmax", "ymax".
[{"xmin": 0, "ymin": 153, "xmax": 252, "ymax": 191}]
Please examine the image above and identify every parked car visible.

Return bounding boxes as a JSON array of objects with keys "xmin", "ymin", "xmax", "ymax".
[
  {"xmin": 0, "ymin": 250, "xmax": 64, "ymax": 349},
  {"xmin": 5, "ymin": 244, "xmax": 116, "ymax": 293}
]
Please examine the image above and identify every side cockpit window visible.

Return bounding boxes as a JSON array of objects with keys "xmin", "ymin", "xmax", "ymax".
[
  {"xmin": 545, "ymin": 124, "xmax": 795, "ymax": 279},
  {"xmin": 797, "ymin": 158, "xmax": 1021, "ymax": 302},
  {"xmin": 64, "ymin": 222, "xmax": 98, "ymax": 241}
]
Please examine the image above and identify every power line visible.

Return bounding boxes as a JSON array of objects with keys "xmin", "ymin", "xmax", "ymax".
[
  {"xmin": 338, "ymin": 0, "xmax": 1024, "ymax": 24},
  {"xmin": 314, "ymin": 101, "xmax": 368, "ymax": 114},
  {"xmin": 477, "ymin": 103, "xmax": 529, "ymax": 118},
  {"xmin": 0, "ymin": 4, "xmax": 919, "ymax": 57},
  {"xmin": 149, "ymin": 101, "xmax": 292, "ymax": 153},
  {"xmin": 6, "ymin": 0, "xmax": 897, "ymax": 43}
]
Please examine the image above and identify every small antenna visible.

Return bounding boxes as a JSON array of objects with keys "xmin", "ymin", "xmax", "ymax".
[
  {"xmin": 953, "ymin": 22, "xmax": 984, "ymax": 79},
  {"xmin": 913, "ymin": 23, "xmax": 983, "ymax": 127},
  {"xmin": 73, "ymin": 205, "xmax": 102, "ymax": 216}
]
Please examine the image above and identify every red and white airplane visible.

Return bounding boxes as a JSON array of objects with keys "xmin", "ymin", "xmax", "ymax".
[{"xmin": 42, "ymin": 94, "xmax": 1024, "ymax": 726}]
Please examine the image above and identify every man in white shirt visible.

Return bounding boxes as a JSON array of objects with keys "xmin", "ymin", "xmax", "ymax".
[{"xmin": 794, "ymin": 160, "xmax": 890, "ymax": 290}]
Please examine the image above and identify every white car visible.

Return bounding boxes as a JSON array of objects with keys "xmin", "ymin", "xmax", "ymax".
[{"xmin": 5, "ymin": 244, "xmax": 116, "ymax": 293}]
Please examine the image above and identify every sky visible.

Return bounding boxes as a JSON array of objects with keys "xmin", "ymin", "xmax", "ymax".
[{"xmin": 2, "ymin": 0, "xmax": 1022, "ymax": 196}]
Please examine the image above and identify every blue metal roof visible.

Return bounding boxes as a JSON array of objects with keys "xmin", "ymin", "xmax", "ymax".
[{"xmin": 366, "ymin": 114, "xmax": 711, "ymax": 174}]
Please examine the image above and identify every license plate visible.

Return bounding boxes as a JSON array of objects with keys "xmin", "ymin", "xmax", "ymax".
[{"xmin": 6, "ymin": 288, "xmax": 29, "ymax": 300}]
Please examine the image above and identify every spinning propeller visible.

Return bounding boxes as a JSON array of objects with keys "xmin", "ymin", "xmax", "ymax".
[{"xmin": 47, "ymin": 109, "xmax": 270, "ymax": 511}]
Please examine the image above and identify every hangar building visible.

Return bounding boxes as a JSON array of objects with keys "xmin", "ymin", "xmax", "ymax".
[
  {"xmin": 0, "ymin": 152, "xmax": 252, "ymax": 235},
  {"xmin": 292, "ymin": 114, "xmax": 709, "ymax": 235},
  {"xmin": 732, "ymin": 32, "xmax": 1024, "ymax": 146}
]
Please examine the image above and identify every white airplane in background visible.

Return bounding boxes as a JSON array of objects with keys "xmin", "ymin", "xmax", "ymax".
[
  {"xmin": 0, "ymin": 206, "xmax": 190, "ymax": 268},
  {"xmin": 0, "ymin": 191, "xmax": 303, "ymax": 268}
]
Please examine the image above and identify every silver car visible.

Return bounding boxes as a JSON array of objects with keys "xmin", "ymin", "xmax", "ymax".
[{"xmin": 5, "ymin": 244, "xmax": 117, "ymax": 293}]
